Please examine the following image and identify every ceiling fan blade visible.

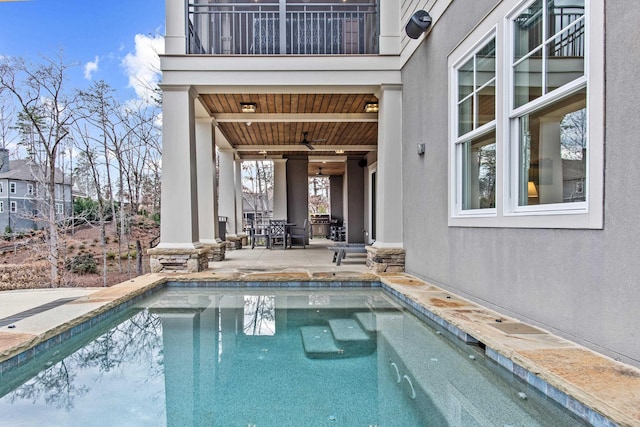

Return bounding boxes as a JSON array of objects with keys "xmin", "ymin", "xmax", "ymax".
[{"xmin": 303, "ymin": 142, "xmax": 315, "ymax": 151}]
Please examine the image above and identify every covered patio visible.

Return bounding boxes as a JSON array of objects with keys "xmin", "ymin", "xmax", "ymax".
[
  {"xmin": 202, "ymin": 237, "xmax": 370, "ymax": 273},
  {"xmin": 152, "ymin": 53, "xmax": 406, "ymax": 274}
]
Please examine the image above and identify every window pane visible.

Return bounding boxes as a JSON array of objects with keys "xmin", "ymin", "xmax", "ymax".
[
  {"xmin": 476, "ymin": 39, "xmax": 496, "ymax": 88},
  {"xmin": 477, "ymin": 83, "xmax": 495, "ymax": 127},
  {"xmin": 458, "ymin": 58, "xmax": 474, "ymax": 101},
  {"xmin": 546, "ymin": 20, "xmax": 585, "ymax": 92},
  {"xmin": 461, "ymin": 131, "xmax": 496, "ymax": 210},
  {"xmin": 546, "ymin": 0, "xmax": 584, "ymax": 39},
  {"xmin": 513, "ymin": 47, "xmax": 543, "ymax": 108},
  {"xmin": 518, "ymin": 88, "xmax": 587, "ymax": 206},
  {"xmin": 514, "ymin": 0, "xmax": 543, "ymax": 60},
  {"xmin": 458, "ymin": 97, "xmax": 474, "ymax": 136}
]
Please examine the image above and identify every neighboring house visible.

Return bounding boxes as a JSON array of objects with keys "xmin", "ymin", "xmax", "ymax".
[
  {"xmin": 0, "ymin": 149, "xmax": 72, "ymax": 233},
  {"xmin": 155, "ymin": 0, "xmax": 639, "ymax": 373}
]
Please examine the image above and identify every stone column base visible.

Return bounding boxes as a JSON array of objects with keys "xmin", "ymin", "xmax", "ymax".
[
  {"xmin": 148, "ymin": 247, "xmax": 209, "ymax": 273},
  {"xmin": 366, "ymin": 246, "xmax": 406, "ymax": 273},
  {"xmin": 225, "ymin": 235, "xmax": 243, "ymax": 250},
  {"xmin": 203, "ymin": 241, "xmax": 226, "ymax": 262}
]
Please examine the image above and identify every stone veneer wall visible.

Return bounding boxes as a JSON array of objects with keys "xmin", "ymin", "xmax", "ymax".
[
  {"xmin": 366, "ymin": 247, "xmax": 406, "ymax": 273},
  {"xmin": 205, "ymin": 242, "xmax": 226, "ymax": 262},
  {"xmin": 148, "ymin": 247, "xmax": 209, "ymax": 273}
]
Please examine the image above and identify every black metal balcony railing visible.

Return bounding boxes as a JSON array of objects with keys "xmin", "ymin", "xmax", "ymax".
[{"xmin": 187, "ymin": 1, "xmax": 379, "ymax": 55}]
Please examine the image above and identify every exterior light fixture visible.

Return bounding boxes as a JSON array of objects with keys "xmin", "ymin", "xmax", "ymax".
[
  {"xmin": 364, "ymin": 102, "xmax": 379, "ymax": 113},
  {"xmin": 405, "ymin": 10, "xmax": 432, "ymax": 39},
  {"xmin": 240, "ymin": 102, "xmax": 257, "ymax": 113},
  {"xmin": 417, "ymin": 143, "xmax": 425, "ymax": 155}
]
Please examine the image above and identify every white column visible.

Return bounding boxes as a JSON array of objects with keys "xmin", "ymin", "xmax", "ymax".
[
  {"xmin": 165, "ymin": 0, "xmax": 187, "ymax": 54},
  {"xmin": 158, "ymin": 86, "xmax": 200, "ymax": 249},
  {"xmin": 374, "ymin": 84, "xmax": 403, "ymax": 248},
  {"xmin": 235, "ymin": 159, "xmax": 245, "ymax": 235},
  {"xmin": 379, "ymin": 0, "xmax": 401, "ymax": 55},
  {"xmin": 218, "ymin": 149, "xmax": 237, "ymax": 238},
  {"xmin": 272, "ymin": 159, "xmax": 288, "ymax": 219},
  {"xmin": 196, "ymin": 118, "xmax": 218, "ymax": 244}
]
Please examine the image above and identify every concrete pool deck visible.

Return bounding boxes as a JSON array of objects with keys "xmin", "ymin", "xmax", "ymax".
[{"xmin": 0, "ymin": 242, "xmax": 638, "ymax": 426}]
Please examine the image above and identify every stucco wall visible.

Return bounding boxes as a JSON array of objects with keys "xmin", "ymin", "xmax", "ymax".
[{"xmin": 401, "ymin": 0, "xmax": 640, "ymax": 367}]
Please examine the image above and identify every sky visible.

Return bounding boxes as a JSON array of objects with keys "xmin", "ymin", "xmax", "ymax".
[{"xmin": 0, "ymin": 0, "xmax": 165, "ymax": 103}]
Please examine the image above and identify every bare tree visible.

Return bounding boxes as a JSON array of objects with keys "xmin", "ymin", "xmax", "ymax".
[{"xmin": 0, "ymin": 54, "xmax": 79, "ymax": 287}]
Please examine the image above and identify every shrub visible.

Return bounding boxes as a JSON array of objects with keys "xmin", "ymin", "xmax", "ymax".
[
  {"xmin": 120, "ymin": 250, "xmax": 137, "ymax": 260},
  {"xmin": 106, "ymin": 251, "xmax": 116, "ymax": 260},
  {"xmin": 66, "ymin": 254, "xmax": 98, "ymax": 275}
]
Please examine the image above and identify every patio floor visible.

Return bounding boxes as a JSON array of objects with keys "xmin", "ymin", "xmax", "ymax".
[{"xmin": 0, "ymin": 238, "xmax": 638, "ymax": 426}]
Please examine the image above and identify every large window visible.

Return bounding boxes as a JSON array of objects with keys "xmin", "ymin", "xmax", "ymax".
[
  {"xmin": 454, "ymin": 37, "xmax": 497, "ymax": 212},
  {"xmin": 449, "ymin": 0, "xmax": 602, "ymax": 228},
  {"xmin": 511, "ymin": 0, "xmax": 586, "ymax": 211}
]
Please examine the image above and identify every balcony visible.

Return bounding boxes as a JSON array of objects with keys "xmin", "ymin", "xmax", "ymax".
[{"xmin": 187, "ymin": 0, "xmax": 379, "ymax": 55}]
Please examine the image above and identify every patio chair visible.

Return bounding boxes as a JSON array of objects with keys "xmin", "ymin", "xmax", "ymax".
[
  {"xmin": 250, "ymin": 219, "xmax": 271, "ymax": 249},
  {"xmin": 269, "ymin": 219, "xmax": 288, "ymax": 250},
  {"xmin": 288, "ymin": 219, "xmax": 308, "ymax": 249}
]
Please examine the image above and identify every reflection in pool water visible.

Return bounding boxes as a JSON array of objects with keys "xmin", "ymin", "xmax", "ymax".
[{"xmin": 0, "ymin": 288, "xmax": 587, "ymax": 426}]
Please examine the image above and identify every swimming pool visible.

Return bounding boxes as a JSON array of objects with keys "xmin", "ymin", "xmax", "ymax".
[{"xmin": 0, "ymin": 286, "xmax": 588, "ymax": 426}]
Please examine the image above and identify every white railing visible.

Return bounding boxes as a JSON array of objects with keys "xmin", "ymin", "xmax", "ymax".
[{"xmin": 187, "ymin": 1, "xmax": 379, "ymax": 55}]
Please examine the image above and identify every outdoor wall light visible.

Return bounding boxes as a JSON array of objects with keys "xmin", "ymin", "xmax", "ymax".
[
  {"xmin": 364, "ymin": 101, "xmax": 379, "ymax": 113},
  {"xmin": 417, "ymin": 143, "xmax": 425, "ymax": 155},
  {"xmin": 405, "ymin": 10, "xmax": 432, "ymax": 39},
  {"xmin": 240, "ymin": 102, "xmax": 257, "ymax": 113}
]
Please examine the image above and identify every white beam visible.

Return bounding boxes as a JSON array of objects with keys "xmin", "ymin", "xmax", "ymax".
[
  {"xmin": 234, "ymin": 145, "xmax": 377, "ymax": 152},
  {"xmin": 214, "ymin": 113, "xmax": 378, "ymax": 122}
]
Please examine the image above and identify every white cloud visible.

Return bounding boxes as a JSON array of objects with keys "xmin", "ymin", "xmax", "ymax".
[
  {"xmin": 122, "ymin": 34, "xmax": 164, "ymax": 104},
  {"xmin": 84, "ymin": 56, "xmax": 99, "ymax": 80}
]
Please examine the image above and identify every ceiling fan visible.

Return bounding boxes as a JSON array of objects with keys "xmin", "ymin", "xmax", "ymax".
[{"xmin": 299, "ymin": 131, "xmax": 326, "ymax": 151}]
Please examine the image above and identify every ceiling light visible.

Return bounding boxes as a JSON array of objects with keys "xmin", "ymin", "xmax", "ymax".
[
  {"xmin": 364, "ymin": 101, "xmax": 379, "ymax": 113},
  {"xmin": 335, "ymin": 149, "xmax": 345, "ymax": 154},
  {"xmin": 258, "ymin": 150, "xmax": 267, "ymax": 155},
  {"xmin": 240, "ymin": 102, "xmax": 257, "ymax": 113}
]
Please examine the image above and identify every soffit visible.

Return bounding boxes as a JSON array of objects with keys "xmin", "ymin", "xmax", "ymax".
[{"xmin": 201, "ymin": 93, "xmax": 378, "ymax": 176}]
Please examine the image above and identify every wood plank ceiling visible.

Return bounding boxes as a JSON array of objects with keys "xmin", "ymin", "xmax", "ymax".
[{"xmin": 200, "ymin": 93, "xmax": 379, "ymax": 175}]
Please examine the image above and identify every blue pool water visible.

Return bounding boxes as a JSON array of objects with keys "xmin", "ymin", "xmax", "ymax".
[{"xmin": 0, "ymin": 287, "xmax": 588, "ymax": 426}]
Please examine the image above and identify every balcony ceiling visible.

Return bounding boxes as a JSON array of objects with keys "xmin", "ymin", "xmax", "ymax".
[{"xmin": 199, "ymin": 93, "xmax": 378, "ymax": 176}]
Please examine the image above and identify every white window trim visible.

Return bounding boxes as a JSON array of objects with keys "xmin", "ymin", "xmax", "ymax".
[
  {"xmin": 448, "ymin": 0, "xmax": 603, "ymax": 229},
  {"xmin": 450, "ymin": 29, "xmax": 498, "ymax": 218}
]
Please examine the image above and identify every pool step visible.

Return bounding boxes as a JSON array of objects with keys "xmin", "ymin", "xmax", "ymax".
[
  {"xmin": 300, "ymin": 326, "xmax": 342, "ymax": 357},
  {"xmin": 301, "ymin": 317, "xmax": 376, "ymax": 359},
  {"xmin": 353, "ymin": 312, "xmax": 377, "ymax": 333},
  {"xmin": 328, "ymin": 318, "xmax": 370, "ymax": 342}
]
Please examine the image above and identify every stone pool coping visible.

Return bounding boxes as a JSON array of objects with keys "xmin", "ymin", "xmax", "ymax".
[{"xmin": 0, "ymin": 270, "xmax": 638, "ymax": 427}]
